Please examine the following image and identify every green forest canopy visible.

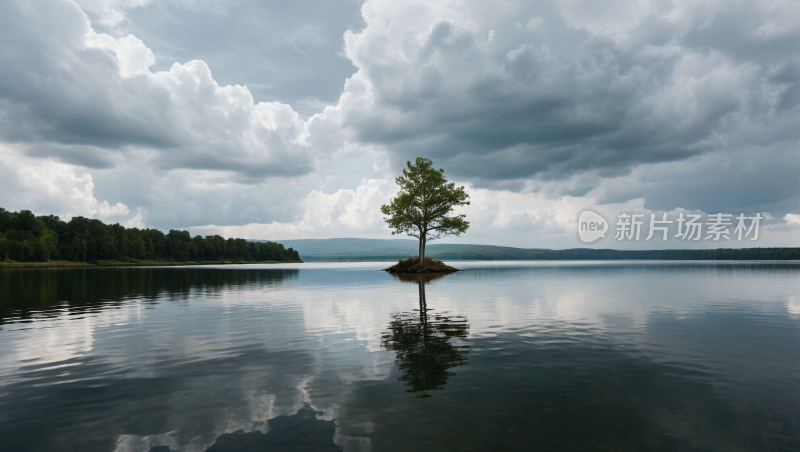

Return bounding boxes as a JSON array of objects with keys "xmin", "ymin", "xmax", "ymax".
[{"xmin": 0, "ymin": 208, "xmax": 300, "ymax": 263}]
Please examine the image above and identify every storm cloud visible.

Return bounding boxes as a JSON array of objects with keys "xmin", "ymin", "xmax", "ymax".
[
  {"xmin": 329, "ymin": 0, "xmax": 800, "ymax": 186},
  {"xmin": 0, "ymin": 0, "xmax": 314, "ymax": 179}
]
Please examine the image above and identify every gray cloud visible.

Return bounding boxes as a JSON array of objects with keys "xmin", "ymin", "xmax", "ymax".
[
  {"xmin": 0, "ymin": 1, "xmax": 173, "ymax": 149},
  {"xmin": 0, "ymin": 0, "xmax": 315, "ymax": 179},
  {"xmin": 118, "ymin": 0, "xmax": 364, "ymax": 117},
  {"xmin": 21, "ymin": 143, "xmax": 118, "ymax": 169},
  {"xmin": 334, "ymin": 0, "xmax": 800, "ymax": 197}
]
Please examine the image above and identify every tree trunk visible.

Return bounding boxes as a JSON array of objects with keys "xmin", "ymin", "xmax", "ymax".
[{"xmin": 419, "ymin": 236, "xmax": 426, "ymax": 265}]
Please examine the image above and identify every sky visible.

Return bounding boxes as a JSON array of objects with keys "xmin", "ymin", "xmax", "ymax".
[{"xmin": 1, "ymin": 0, "xmax": 799, "ymax": 249}]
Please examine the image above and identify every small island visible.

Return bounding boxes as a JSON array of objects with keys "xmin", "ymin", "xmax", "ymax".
[
  {"xmin": 379, "ymin": 157, "xmax": 470, "ymax": 273},
  {"xmin": 383, "ymin": 256, "xmax": 461, "ymax": 273}
]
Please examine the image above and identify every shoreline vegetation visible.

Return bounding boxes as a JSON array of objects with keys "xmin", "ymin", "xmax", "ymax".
[
  {"xmin": 0, "ymin": 260, "xmax": 303, "ymax": 268},
  {"xmin": 1, "ymin": 208, "xmax": 302, "ymax": 266},
  {"xmin": 384, "ymin": 256, "xmax": 461, "ymax": 274}
]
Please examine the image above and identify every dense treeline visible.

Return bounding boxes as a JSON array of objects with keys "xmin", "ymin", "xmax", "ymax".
[{"xmin": 0, "ymin": 208, "xmax": 301, "ymax": 263}]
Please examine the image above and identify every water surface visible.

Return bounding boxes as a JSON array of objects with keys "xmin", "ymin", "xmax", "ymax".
[{"xmin": 1, "ymin": 261, "xmax": 799, "ymax": 451}]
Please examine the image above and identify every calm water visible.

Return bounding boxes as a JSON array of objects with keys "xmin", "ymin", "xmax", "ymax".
[{"xmin": 1, "ymin": 261, "xmax": 800, "ymax": 451}]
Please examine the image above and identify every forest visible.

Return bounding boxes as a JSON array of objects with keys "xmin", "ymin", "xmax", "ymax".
[{"xmin": 0, "ymin": 208, "xmax": 300, "ymax": 263}]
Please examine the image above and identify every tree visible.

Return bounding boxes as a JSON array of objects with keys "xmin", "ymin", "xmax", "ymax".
[
  {"xmin": 380, "ymin": 157, "xmax": 470, "ymax": 264},
  {"xmin": 38, "ymin": 228, "xmax": 59, "ymax": 261},
  {"xmin": 0, "ymin": 233, "xmax": 10, "ymax": 261}
]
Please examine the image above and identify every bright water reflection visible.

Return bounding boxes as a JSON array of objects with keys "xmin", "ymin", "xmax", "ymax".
[{"xmin": 1, "ymin": 261, "xmax": 799, "ymax": 451}]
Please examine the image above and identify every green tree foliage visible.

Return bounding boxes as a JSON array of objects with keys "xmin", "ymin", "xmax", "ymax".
[
  {"xmin": 0, "ymin": 207, "xmax": 301, "ymax": 263},
  {"xmin": 380, "ymin": 157, "xmax": 470, "ymax": 263}
]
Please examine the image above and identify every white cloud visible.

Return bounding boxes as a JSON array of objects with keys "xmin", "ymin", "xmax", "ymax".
[
  {"xmin": 182, "ymin": 168, "xmax": 798, "ymax": 249},
  {"xmin": 85, "ymin": 31, "xmax": 155, "ymax": 77},
  {"xmin": 784, "ymin": 213, "xmax": 800, "ymax": 226},
  {"xmin": 75, "ymin": 0, "xmax": 153, "ymax": 27},
  {"xmin": 181, "ymin": 175, "xmax": 638, "ymax": 248},
  {"xmin": 0, "ymin": 143, "xmax": 132, "ymax": 222},
  {"xmin": 124, "ymin": 207, "xmax": 148, "ymax": 228},
  {"xmin": 75, "ymin": 0, "xmax": 232, "ymax": 28},
  {"xmin": 1, "ymin": 0, "xmax": 314, "ymax": 180},
  {"xmin": 188, "ymin": 178, "xmax": 396, "ymax": 239}
]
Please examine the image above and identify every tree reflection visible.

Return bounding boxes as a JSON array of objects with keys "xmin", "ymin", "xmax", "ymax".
[
  {"xmin": 0, "ymin": 267, "xmax": 298, "ymax": 324},
  {"xmin": 382, "ymin": 274, "xmax": 469, "ymax": 397}
]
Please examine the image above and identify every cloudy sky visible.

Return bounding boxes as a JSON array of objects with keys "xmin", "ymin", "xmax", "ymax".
[{"xmin": 2, "ymin": 0, "xmax": 799, "ymax": 249}]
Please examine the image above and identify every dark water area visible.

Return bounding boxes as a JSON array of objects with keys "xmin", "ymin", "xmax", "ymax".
[{"xmin": 1, "ymin": 261, "xmax": 799, "ymax": 451}]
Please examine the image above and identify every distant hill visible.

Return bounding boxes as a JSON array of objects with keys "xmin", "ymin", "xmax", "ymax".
[
  {"xmin": 252, "ymin": 238, "xmax": 419, "ymax": 259},
  {"xmin": 251, "ymin": 238, "xmax": 800, "ymax": 261}
]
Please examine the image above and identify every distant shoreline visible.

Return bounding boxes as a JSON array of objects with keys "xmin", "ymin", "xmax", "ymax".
[
  {"xmin": 249, "ymin": 239, "xmax": 800, "ymax": 262},
  {"xmin": 298, "ymin": 247, "xmax": 800, "ymax": 262}
]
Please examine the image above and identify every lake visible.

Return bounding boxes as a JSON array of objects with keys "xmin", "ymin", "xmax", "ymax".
[{"xmin": 1, "ymin": 261, "xmax": 799, "ymax": 451}]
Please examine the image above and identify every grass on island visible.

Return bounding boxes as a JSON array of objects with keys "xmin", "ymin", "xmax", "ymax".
[{"xmin": 383, "ymin": 256, "xmax": 461, "ymax": 273}]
